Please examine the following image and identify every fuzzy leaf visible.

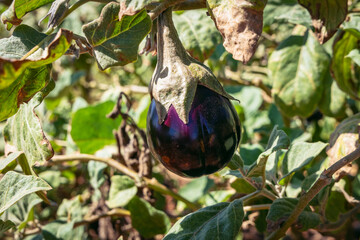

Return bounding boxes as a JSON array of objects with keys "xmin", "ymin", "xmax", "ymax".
[
  {"xmin": 247, "ymin": 126, "xmax": 290, "ymax": 177},
  {"xmin": 298, "ymin": 0, "xmax": 347, "ymax": 43},
  {"xmin": 173, "ymin": 10, "xmax": 222, "ymax": 62},
  {"xmin": 82, "ymin": 2, "xmax": 151, "ymax": 70},
  {"xmin": 0, "ymin": 171, "xmax": 51, "ymax": 215},
  {"xmin": 1, "ymin": 0, "xmax": 54, "ymax": 30},
  {"xmin": 266, "ymin": 198, "xmax": 320, "ymax": 231},
  {"xmin": 4, "ymin": 85, "xmax": 55, "ymax": 167},
  {"xmin": 0, "ymin": 151, "xmax": 22, "ymax": 174},
  {"xmin": 70, "ymin": 101, "xmax": 122, "ymax": 154},
  {"xmin": 207, "ymin": 0, "xmax": 266, "ymax": 63},
  {"xmin": 128, "ymin": 196, "xmax": 171, "ymax": 238},
  {"xmin": 164, "ymin": 199, "xmax": 244, "ymax": 240},
  {"xmin": 107, "ymin": 175, "xmax": 137, "ymax": 208},
  {"xmin": 0, "ymin": 25, "xmax": 72, "ymax": 121},
  {"xmin": 318, "ymin": 71, "xmax": 347, "ymax": 118},
  {"xmin": 280, "ymin": 142, "xmax": 327, "ymax": 185},
  {"xmin": 1, "ymin": 194, "xmax": 42, "ymax": 230},
  {"xmin": 331, "ymin": 30, "xmax": 360, "ymax": 100},
  {"xmin": 270, "ymin": 30, "xmax": 330, "ymax": 118},
  {"xmin": 179, "ymin": 177, "xmax": 214, "ymax": 202}
]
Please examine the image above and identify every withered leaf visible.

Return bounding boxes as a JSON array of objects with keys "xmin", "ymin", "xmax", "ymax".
[{"xmin": 206, "ymin": 0, "xmax": 267, "ymax": 64}]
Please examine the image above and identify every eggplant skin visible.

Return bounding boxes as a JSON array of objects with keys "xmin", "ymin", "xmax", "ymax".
[{"xmin": 147, "ymin": 85, "xmax": 241, "ymax": 178}]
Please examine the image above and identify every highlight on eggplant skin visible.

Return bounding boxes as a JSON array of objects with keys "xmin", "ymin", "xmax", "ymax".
[{"xmin": 146, "ymin": 85, "xmax": 241, "ymax": 178}]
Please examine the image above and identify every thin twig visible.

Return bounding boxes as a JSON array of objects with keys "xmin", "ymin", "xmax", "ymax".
[
  {"xmin": 267, "ymin": 146, "xmax": 360, "ymax": 240},
  {"xmin": 74, "ymin": 208, "xmax": 130, "ymax": 227},
  {"xmin": 148, "ymin": 0, "xmax": 186, "ymax": 20},
  {"xmin": 50, "ymin": 154, "xmax": 200, "ymax": 211},
  {"xmin": 244, "ymin": 204, "xmax": 271, "ymax": 212}
]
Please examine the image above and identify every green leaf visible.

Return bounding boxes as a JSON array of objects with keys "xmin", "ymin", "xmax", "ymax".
[
  {"xmin": 0, "ymin": 25, "xmax": 72, "ymax": 121},
  {"xmin": 1, "ymin": 0, "xmax": 54, "ymax": 30},
  {"xmin": 207, "ymin": 0, "xmax": 266, "ymax": 63},
  {"xmin": 325, "ymin": 184, "xmax": 347, "ymax": 222},
  {"xmin": 298, "ymin": 0, "xmax": 348, "ymax": 43},
  {"xmin": 247, "ymin": 126, "xmax": 290, "ymax": 178},
  {"xmin": 173, "ymin": 10, "xmax": 222, "ymax": 62},
  {"xmin": 275, "ymin": 4, "xmax": 311, "ymax": 27},
  {"xmin": 200, "ymin": 190, "xmax": 233, "ymax": 206},
  {"xmin": 128, "ymin": 196, "xmax": 171, "ymax": 238},
  {"xmin": 39, "ymin": 170, "xmax": 68, "ymax": 189},
  {"xmin": 265, "ymin": 149, "xmax": 287, "ymax": 183},
  {"xmin": 82, "ymin": 3, "xmax": 151, "ymax": 70},
  {"xmin": 0, "ymin": 171, "xmax": 51, "ymax": 215},
  {"xmin": 279, "ymin": 142, "xmax": 327, "ymax": 185},
  {"xmin": 0, "ymin": 151, "xmax": 21, "ymax": 174},
  {"xmin": 107, "ymin": 175, "xmax": 137, "ymax": 208},
  {"xmin": 1, "ymin": 193, "xmax": 42, "ymax": 230},
  {"xmin": 88, "ymin": 160, "xmax": 107, "ymax": 201},
  {"xmin": 227, "ymin": 152, "xmax": 244, "ymax": 170},
  {"xmin": 0, "ymin": 220, "xmax": 15, "ymax": 234},
  {"xmin": 164, "ymin": 199, "xmax": 244, "ymax": 240},
  {"xmin": 57, "ymin": 196, "xmax": 87, "ymax": 223},
  {"xmin": 230, "ymin": 178, "xmax": 256, "ymax": 194},
  {"xmin": 318, "ymin": 71, "xmax": 347, "ymax": 118},
  {"xmin": 179, "ymin": 176, "xmax": 214, "ymax": 202},
  {"xmin": 270, "ymin": 30, "xmax": 330, "ymax": 118},
  {"xmin": 4, "ymin": 86, "xmax": 55, "ymax": 167},
  {"xmin": 70, "ymin": 101, "xmax": 122, "ymax": 154},
  {"xmin": 331, "ymin": 30, "xmax": 360, "ymax": 100},
  {"xmin": 266, "ymin": 198, "xmax": 320, "ymax": 231}
]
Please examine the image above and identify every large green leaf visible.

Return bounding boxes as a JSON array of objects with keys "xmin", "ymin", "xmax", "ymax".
[
  {"xmin": 1, "ymin": 193, "xmax": 42, "ymax": 230},
  {"xmin": 82, "ymin": 2, "xmax": 151, "ymax": 70},
  {"xmin": 298, "ymin": 0, "xmax": 347, "ymax": 43},
  {"xmin": 1, "ymin": 0, "xmax": 54, "ymax": 30},
  {"xmin": 266, "ymin": 198, "xmax": 320, "ymax": 231},
  {"xmin": 70, "ymin": 101, "xmax": 122, "ymax": 154},
  {"xmin": 128, "ymin": 196, "xmax": 171, "ymax": 238},
  {"xmin": 4, "ymin": 84, "xmax": 55, "ymax": 167},
  {"xmin": 173, "ymin": 10, "xmax": 222, "ymax": 62},
  {"xmin": 107, "ymin": 175, "xmax": 137, "ymax": 208},
  {"xmin": 164, "ymin": 199, "xmax": 244, "ymax": 240},
  {"xmin": 247, "ymin": 126, "xmax": 290, "ymax": 177},
  {"xmin": 279, "ymin": 142, "xmax": 327, "ymax": 185},
  {"xmin": 270, "ymin": 30, "xmax": 330, "ymax": 118},
  {"xmin": 0, "ymin": 171, "xmax": 51, "ymax": 215},
  {"xmin": 318, "ymin": 71, "xmax": 347, "ymax": 118},
  {"xmin": 331, "ymin": 30, "xmax": 360, "ymax": 100},
  {"xmin": 0, "ymin": 25, "xmax": 72, "ymax": 121},
  {"xmin": 207, "ymin": 0, "xmax": 266, "ymax": 63}
]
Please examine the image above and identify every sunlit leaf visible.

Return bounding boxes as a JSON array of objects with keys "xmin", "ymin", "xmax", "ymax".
[
  {"xmin": 207, "ymin": 0, "xmax": 266, "ymax": 63},
  {"xmin": 0, "ymin": 171, "xmax": 51, "ymax": 215},
  {"xmin": 82, "ymin": 3, "xmax": 151, "ymax": 70},
  {"xmin": 270, "ymin": 30, "xmax": 330, "ymax": 118},
  {"xmin": 107, "ymin": 175, "xmax": 137, "ymax": 208}
]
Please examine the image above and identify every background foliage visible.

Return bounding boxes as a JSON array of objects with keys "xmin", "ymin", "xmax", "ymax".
[{"xmin": 0, "ymin": 0, "xmax": 360, "ymax": 239}]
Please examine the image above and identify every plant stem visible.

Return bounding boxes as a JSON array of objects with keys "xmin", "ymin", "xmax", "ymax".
[
  {"xmin": 50, "ymin": 154, "xmax": 200, "ymax": 211},
  {"xmin": 266, "ymin": 146, "xmax": 360, "ymax": 240},
  {"xmin": 261, "ymin": 189, "xmax": 278, "ymax": 201},
  {"xmin": 243, "ymin": 204, "xmax": 271, "ymax": 212},
  {"xmin": 148, "ymin": 0, "xmax": 186, "ymax": 20},
  {"xmin": 74, "ymin": 208, "xmax": 130, "ymax": 227}
]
